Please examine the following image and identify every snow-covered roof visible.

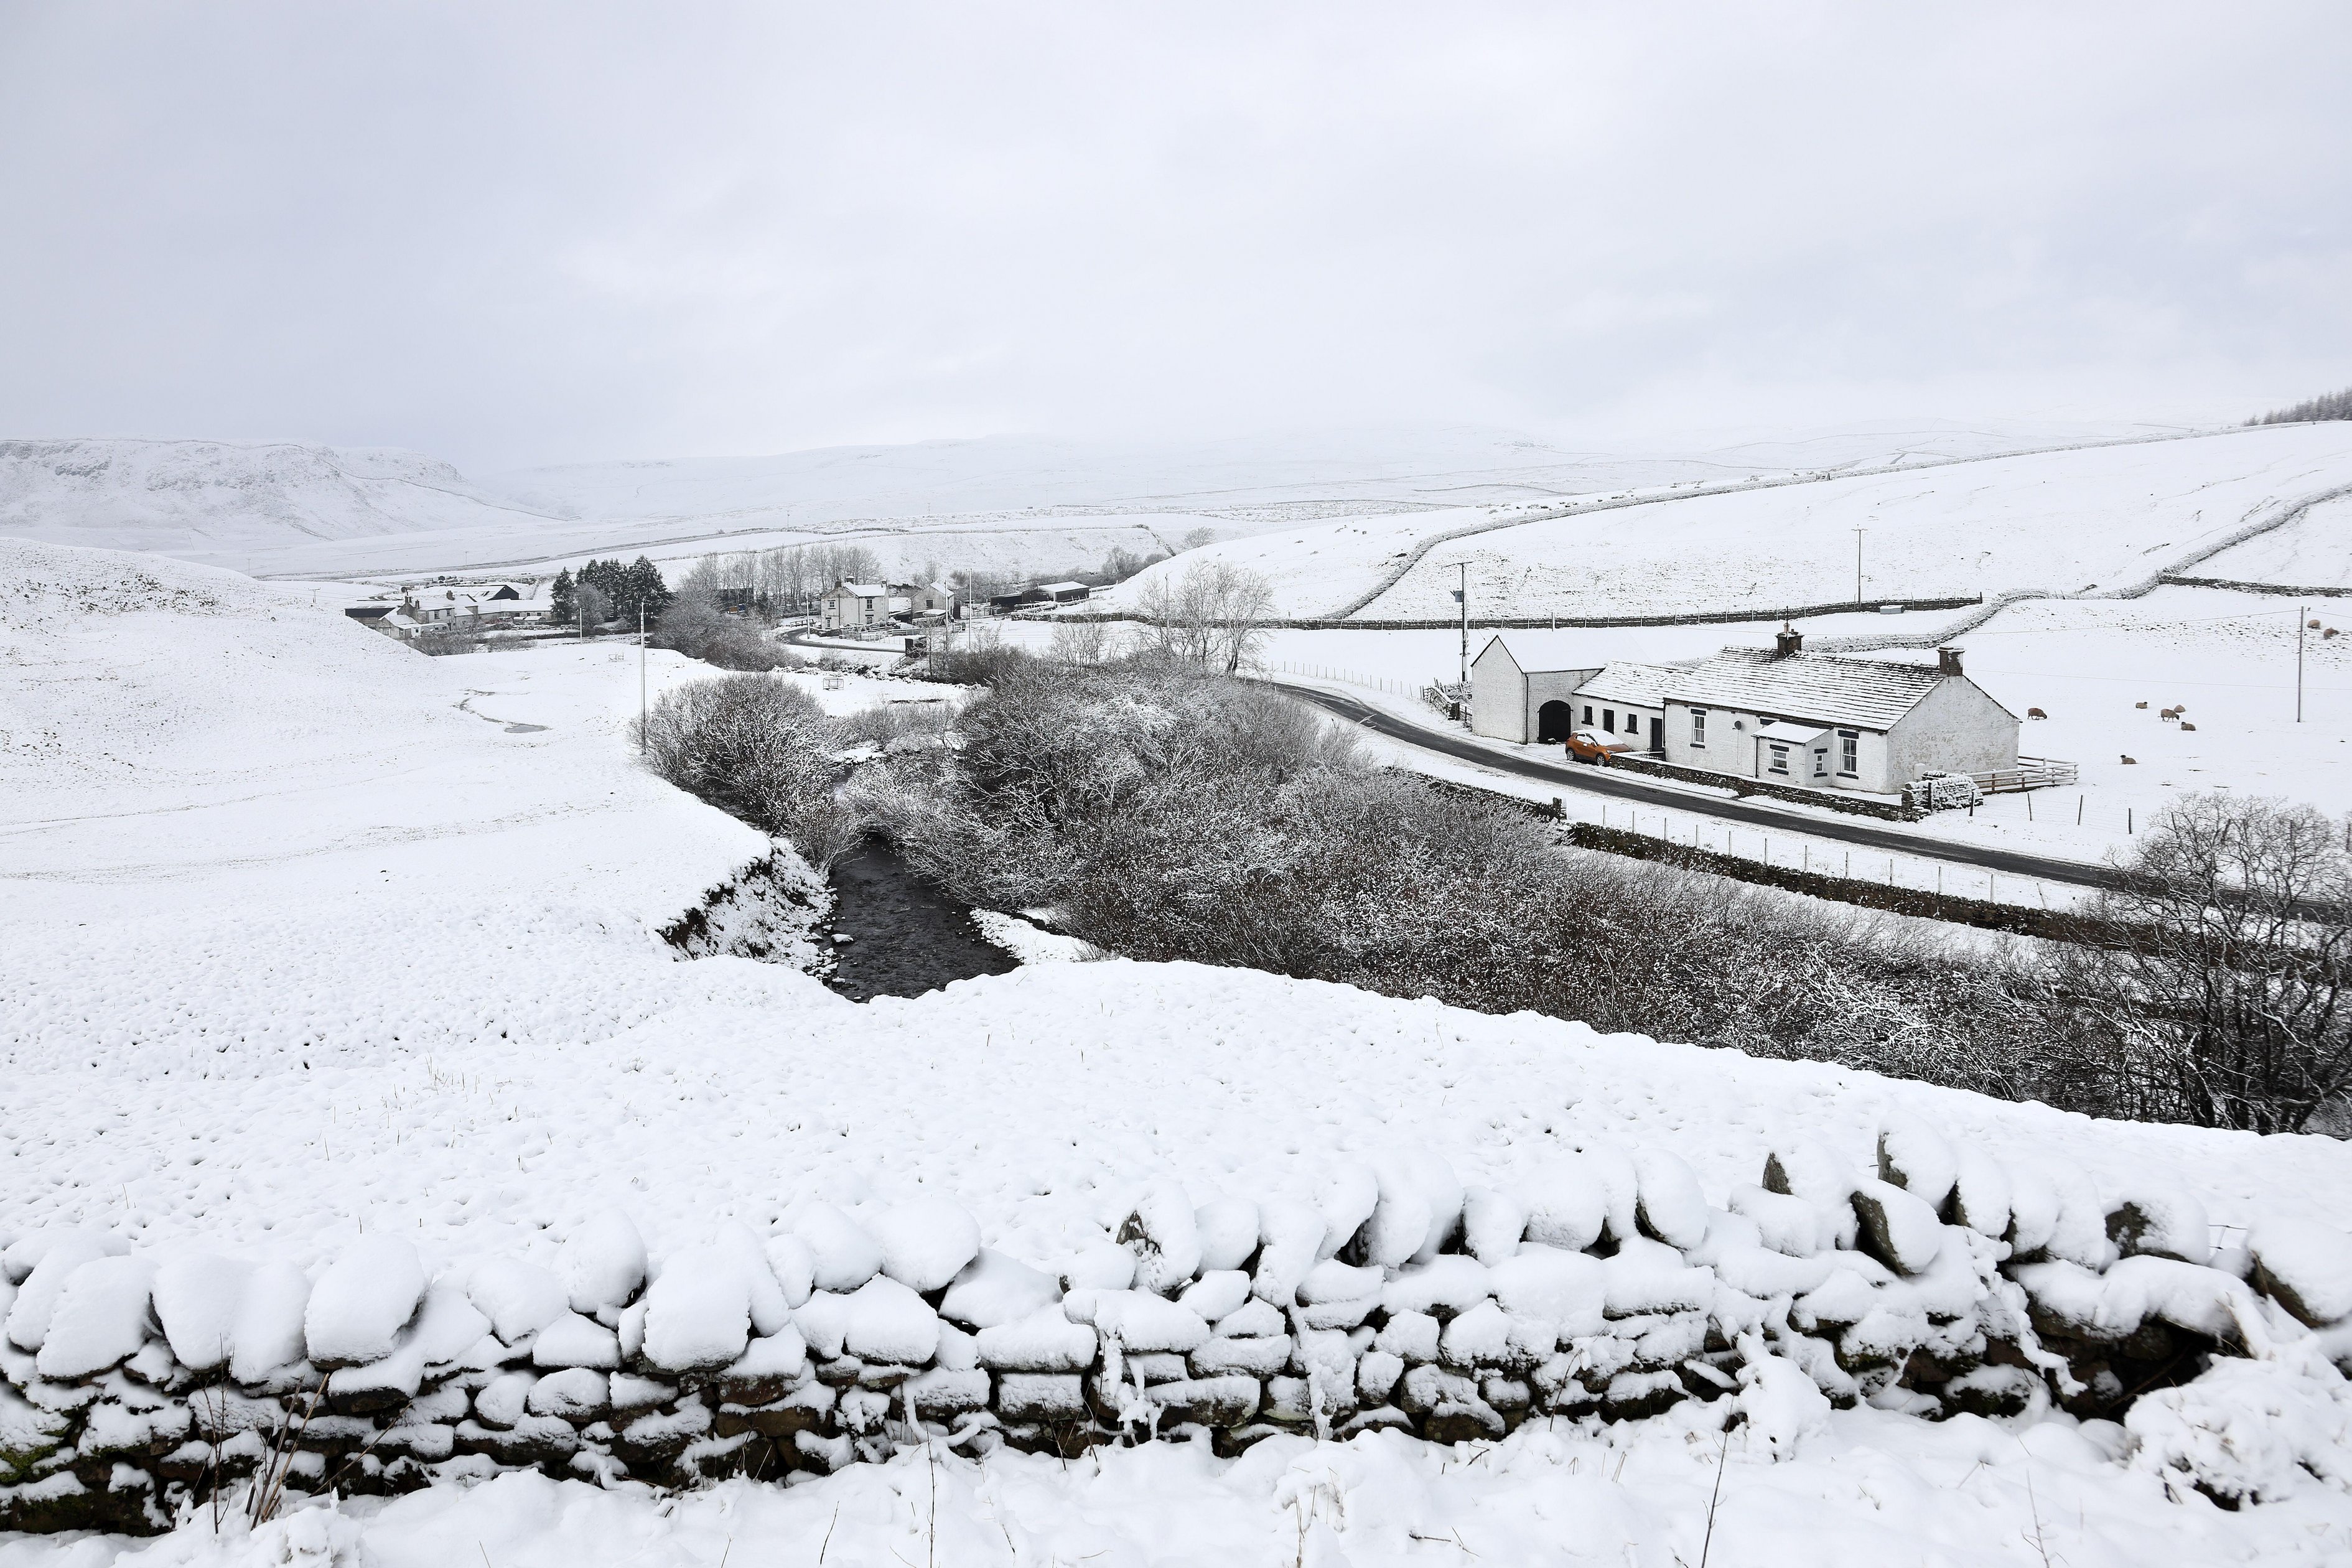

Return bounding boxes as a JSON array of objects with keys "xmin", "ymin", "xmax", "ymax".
[
  {"xmin": 1753, "ymin": 719, "xmax": 1830, "ymax": 744},
  {"xmin": 833, "ymin": 582, "xmax": 890, "ymax": 598},
  {"xmin": 1573, "ymin": 661, "xmax": 1681, "ymax": 708},
  {"xmin": 1038, "ymin": 581, "xmax": 1088, "ymax": 594},
  {"xmin": 1667, "ymin": 648, "xmax": 1944, "ymax": 731},
  {"xmin": 1477, "ymin": 635, "xmax": 1592, "ymax": 676}
]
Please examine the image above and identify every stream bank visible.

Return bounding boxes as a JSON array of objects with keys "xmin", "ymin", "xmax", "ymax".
[{"xmin": 821, "ymin": 841, "xmax": 1019, "ymax": 1001}]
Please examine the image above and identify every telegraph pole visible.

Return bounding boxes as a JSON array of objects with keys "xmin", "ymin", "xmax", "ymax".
[
  {"xmin": 2298, "ymin": 604, "xmax": 2307, "ymax": 722},
  {"xmin": 1455, "ymin": 561, "xmax": 1469, "ymax": 688},
  {"xmin": 1853, "ymin": 525, "xmax": 1866, "ymax": 605},
  {"xmin": 639, "ymin": 604, "xmax": 648, "ymax": 750}
]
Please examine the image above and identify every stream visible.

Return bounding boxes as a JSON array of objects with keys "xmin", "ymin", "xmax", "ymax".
[{"xmin": 822, "ymin": 842, "xmax": 1018, "ymax": 1001}]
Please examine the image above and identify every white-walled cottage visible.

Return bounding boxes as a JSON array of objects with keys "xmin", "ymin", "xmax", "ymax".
[
  {"xmin": 1469, "ymin": 637, "xmax": 1600, "ymax": 744},
  {"xmin": 819, "ymin": 581, "xmax": 893, "ymax": 631},
  {"xmin": 1659, "ymin": 630, "xmax": 2017, "ymax": 794},
  {"xmin": 1470, "ymin": 625, "xmax": 2022, "ymax": 795},
  {"xmin": 1563, "ymin": 661, "xmax": 1678, "ymax": 753}
]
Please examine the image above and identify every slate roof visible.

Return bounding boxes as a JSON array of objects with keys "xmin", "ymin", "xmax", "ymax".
[
  {"xmin": 1665, "ymin": 648, "xmax": 1946, "ymax": 731},
  {"xmin": 1572, "ymin": 661, "xmax": 1681, "ymax": 709}
]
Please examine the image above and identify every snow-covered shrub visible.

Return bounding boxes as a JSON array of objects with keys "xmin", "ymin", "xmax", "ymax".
[
  {"xmin": 638, "ymin": 674, "xmax": 857, "ymax": 867},
  {"xmin": 650, "ymin": 589, "xmax": 802, "ymax": 673}
]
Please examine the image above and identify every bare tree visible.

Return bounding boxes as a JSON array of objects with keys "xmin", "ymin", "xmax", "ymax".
[
  {"xmin": 2053, "ymin": 793, "xmax": 2352, "ymax": 1132},
  {"xmin": 1181, "ymin": 527, "xmax": 1217, "ymax": 551},
  {"xmin": 1135, "ymin": 561, "xmax": 1277, "ymax": 674},
  {"xmin": 1048, "ymin": 619, "xmax": 1113, "ymax": 665},
  {"xmin": 574, "ymin": 582, "xmax": 612, "ymax": 635}
]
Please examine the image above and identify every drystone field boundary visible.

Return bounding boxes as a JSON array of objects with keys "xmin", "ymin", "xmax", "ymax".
[
  {"xmin": 1328, "ymin": 425, "xmax": 2277, "ymax": 622},
  {"xmin": 5, "ymin": 1129, "xmax": 2349, "ymax": 1533}
]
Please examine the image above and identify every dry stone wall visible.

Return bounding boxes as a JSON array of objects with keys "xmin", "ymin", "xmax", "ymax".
[{"xmin": 6, "ymin": 1125, "xmax": 2351, "ymax": 1533}]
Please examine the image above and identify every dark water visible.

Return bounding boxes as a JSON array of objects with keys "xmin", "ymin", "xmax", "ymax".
[{"xmin": 823, "ymin": 843, "xmax": 1018, "ymax": 1001}]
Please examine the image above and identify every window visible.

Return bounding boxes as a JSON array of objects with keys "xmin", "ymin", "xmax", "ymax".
[
  {"xmin": 1839, "ymin": 730, "xmax": 1859, "ymax": 777},
  {"xmin": 1582, "ymin": 705, "xmax": 1592, "ymax": 724},
  {"xmin": 1768, "ymin": 744, "xmax": 1790, "ymax": 775},
  {"xmin": 1602, "ymin": 709, "xmax": 1615, "ymax": 732},
  {"xmin": 1813, "ymin": 749, "xmax": 1827, "ymax": 777},
  {"xmin": 1690, "ymin": 709, "xmax": 1707, "ymax": 746}
]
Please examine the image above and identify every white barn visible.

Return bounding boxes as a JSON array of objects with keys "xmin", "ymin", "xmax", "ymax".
[{"xmin": 1468, "ymin": 637, "xmax": 1599, "ymax": 744}]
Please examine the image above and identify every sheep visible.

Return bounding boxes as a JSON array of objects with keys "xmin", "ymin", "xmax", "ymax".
[
  {"xmin": 2180, "ymin": 722, "xmax": 2198, "ymax": 732},
  {"xmin": 2134, "ymin": 701, "xmax": 2149, "ymax": 709},
  {"xmin": 2160, "ymin": 707, "xmax": 2182, "ymax": 722},
  {"xmin": 2027, "ymin": 706, "xmax": 2048, "ymax": 719},
  {"xmin": 2121, "ymin": 754, "xmax": 2137, "ymax": 765}
]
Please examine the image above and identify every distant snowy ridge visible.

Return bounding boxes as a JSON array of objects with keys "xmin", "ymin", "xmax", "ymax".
[{"xmin": 0, "ymin": 436, "xmax": 560, "ymax": 559}]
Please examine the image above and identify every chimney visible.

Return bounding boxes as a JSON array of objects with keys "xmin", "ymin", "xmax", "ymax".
[
  {"xmin": 1773, "ymin": 623, "xmax": 1803, "ymax": 660},
  {"xmin": 1936, "ymin": 645, "xmax": 1964, "ymax": 677}
]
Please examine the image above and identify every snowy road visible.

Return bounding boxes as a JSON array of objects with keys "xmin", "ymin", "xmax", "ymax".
[{"xmin": 1271, "ymin": 679, "xmax": 2122, "ymax": 892}]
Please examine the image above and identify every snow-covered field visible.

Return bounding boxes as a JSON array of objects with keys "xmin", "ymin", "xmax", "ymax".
[
  {"xmin": 8, "ymin": 538, "xmax": 2352, "ymax": 1563},
  {"xmin": 1102, "ymin": 422, "xmax": 2352, "ymax": 621}
]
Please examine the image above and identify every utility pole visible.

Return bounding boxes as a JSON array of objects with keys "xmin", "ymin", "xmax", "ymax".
[
  {"xmin": 639, "ymin": 604, "xmax": 648, "ymax": 750},
  {"xmin": 1853, "ymin": 525, "xmax": 1866, "ymax": 605},
  {"xmin": 1454, "ymin": 561, "xmax": 1469, "ymax": 689},
  {"xmin": 2298, "ymin": 604, "xmax": 2307, "ymax": 722}
]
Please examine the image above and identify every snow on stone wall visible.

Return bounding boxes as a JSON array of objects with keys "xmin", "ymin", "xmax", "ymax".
[{"xmin": 6, "ymin": 1126, "xmax": 2351, "ymax": 1534}]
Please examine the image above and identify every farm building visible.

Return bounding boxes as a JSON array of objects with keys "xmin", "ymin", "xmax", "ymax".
[
  {"xmin": 1036, "ymin": 581, "xmax": 1091, "ymax": 604},
  {"xmin": 1471, "ymin": 627, "xmax": 2022, "ymax": 795},
  {"xmin": 893, "ymin": 581, "xmax": 957, "ymax": 618},
  {"xmin": 1468, "ymin": 637, "xmax": 1600, "ymax": 744}
]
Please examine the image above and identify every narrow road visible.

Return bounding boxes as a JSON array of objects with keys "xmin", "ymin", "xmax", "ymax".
[{"xmin": 1268, "ymin": 679, "xmax": 2122, "ymax": 892}]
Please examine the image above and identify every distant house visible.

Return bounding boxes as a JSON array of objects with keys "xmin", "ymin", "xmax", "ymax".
[
  {"xmin": 482, "ymin": 584, "xmax": 523, "ymax": 602},
  {"xmin": 892, "ymin": 581, "xmax": 956, "ymax": 618},
  {"xmin": 1470, "ymin": 625, "xmax": 2020, "ymax": 795},
  {"xmin": 1468, "ymin": 637, "xmax": 1600, "ymax": 744},
  {"xmin": 818, "ymin": 581, "xmax": 893, "ymax": 632}
]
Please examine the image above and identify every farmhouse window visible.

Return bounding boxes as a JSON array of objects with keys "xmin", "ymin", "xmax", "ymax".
[
  {"xmin": 1768, "ymin": 744, "xmax": 1790, "ymax": 775},
  {"xmin": 1813, "ymin": 749, "xmax": 1827, "ymax": 777},
  {"xmin": 1690, "ymin": 709, "xmax": 1706, "ymax": 746},
  {"xmin": 1582, "ymin": 704, "xmax": 1592, "ymax": 723},
  {"xmin": 1602, "ymin": 710, "xmax": 1615, "ymax": 732},
  {"xmin": 1839, "ymin": 730, "xmax": 1859, "ymax": 776}
]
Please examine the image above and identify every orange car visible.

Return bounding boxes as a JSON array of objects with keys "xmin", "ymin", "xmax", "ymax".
[{"xmin": 1564, "ymin": 730, "xmax": 1636, "ymax": 765}]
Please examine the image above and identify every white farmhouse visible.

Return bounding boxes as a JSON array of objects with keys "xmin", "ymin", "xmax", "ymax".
[
  {"xmin": 1470, "ymin": 625, "xmax": 2021, "ymax": 795},
  {"xmin": 1468, "ymin": 637, "xmax": 1600, "ymax": 744},
  {"xmin": 819, "ymin": 581, "xmax": 894, "ymax": 632},
  {"xmin": 1659, "ymin": 629, "xmax": 2017, "ymax": 794}
]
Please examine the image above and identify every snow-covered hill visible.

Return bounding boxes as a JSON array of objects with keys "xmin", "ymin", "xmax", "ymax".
[
  {"xmin": 0, "ymin": 437, "xmax": 556, "ymax": 563},
  {"xmin": 0, "ymin": 419, "xmax": 2206, "ymax": 584},
  {"xmin": 7, "ymin": 539, "xmax": 2352, "ymax": 1563},
  {"xmin": 1101, "ymin": 422, "xmax": 2352, "ymax": 620}
]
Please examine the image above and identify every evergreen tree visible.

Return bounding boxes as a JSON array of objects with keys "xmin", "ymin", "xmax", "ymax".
[
  {"xmin": 625, "ymin": 556, "xmax": 671, "ymax": 626},
  {"xmin": 549, "ymin": 567, "xmax": 575, "ymax": 625}
]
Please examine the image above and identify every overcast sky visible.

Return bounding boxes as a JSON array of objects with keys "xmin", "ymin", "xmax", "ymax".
[{"xmin": 1, "ymin": 2, "xmax": 2346, "ymax": 468}]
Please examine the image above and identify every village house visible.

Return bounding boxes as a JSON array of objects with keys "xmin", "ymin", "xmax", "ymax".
[
  {"xmin": 1470, "ymin": 627, "xmax": 2020, "ymax": 795},
  {"xmin": 818, "ymin": 581, "xmax": 893, "ymax": 631},
  {"xmin": 893, "ymin": 581, "xmax": 957, "ymax": 618}
]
